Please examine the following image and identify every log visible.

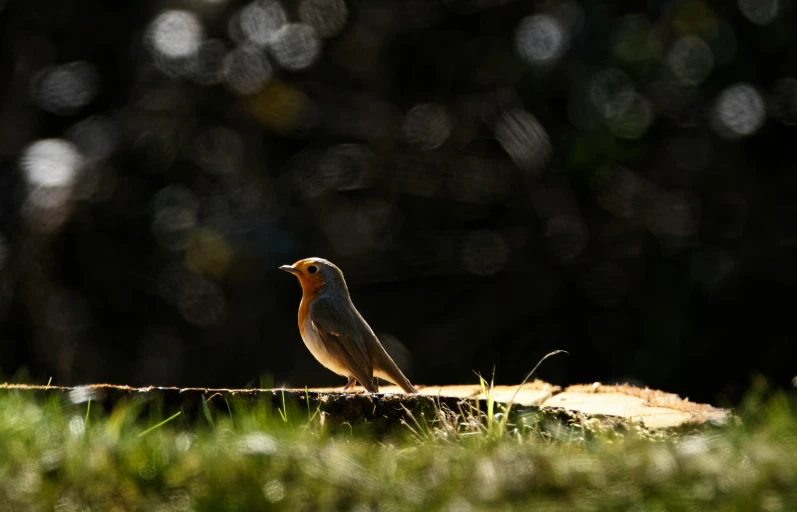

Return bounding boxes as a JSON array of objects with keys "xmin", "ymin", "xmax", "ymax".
[{"xmin": 0, "ymin": 380, "xmax": 731, "ymax": 436}]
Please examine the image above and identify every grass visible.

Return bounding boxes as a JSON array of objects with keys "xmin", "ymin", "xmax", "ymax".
[
  {"xmin": 475, "ymin": 350, "xmax": 568, "ymax": 441},
  {"xmin": 0, "ymin": 381, "xmax": 795, "ymax": 511}
]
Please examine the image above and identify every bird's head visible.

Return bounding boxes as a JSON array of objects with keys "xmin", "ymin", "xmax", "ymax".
[{"xmin": 279, "ymin": 257, "xmax": 348, "ymax": 296}]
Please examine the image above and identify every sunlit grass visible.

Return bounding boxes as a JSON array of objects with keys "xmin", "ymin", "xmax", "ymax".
[{"xmin": 0, "ymin": 382, "xmax": 795, "ymax": 510}]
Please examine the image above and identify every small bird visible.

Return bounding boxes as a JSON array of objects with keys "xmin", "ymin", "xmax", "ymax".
[{"xmin": 280, "ymin": 257, "xmax": 417, "ymax": 394}]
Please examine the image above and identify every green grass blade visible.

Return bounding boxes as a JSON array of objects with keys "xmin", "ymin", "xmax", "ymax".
[
  {"xmin": 201, "ymin": 395, "xmax": 215, "ymax": 428},
  {"xmin": 137, "ymin": 411, "xmax": 181, "ymax": 438},
  {"xmin": 278, "ymin": 390, "xmax": 287, "ymax": 423},
  {"xmin": 499, "ymin": 350, "xmax": 569, "ymax": 433}
]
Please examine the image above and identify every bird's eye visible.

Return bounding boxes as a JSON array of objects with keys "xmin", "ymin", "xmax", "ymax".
[{"xmin": 307, "ymin": 265, "xmax": 318, "ymax": 274}]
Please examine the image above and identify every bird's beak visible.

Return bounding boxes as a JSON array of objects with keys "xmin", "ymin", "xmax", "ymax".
[{"xmin": 279, "ymin": 265, "xmax": 300, "ymax": 275}]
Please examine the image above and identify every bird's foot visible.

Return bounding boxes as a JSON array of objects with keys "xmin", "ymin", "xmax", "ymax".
[{"xmin": 342, "ymin": 377, "xmax": 357, "ymax": 392}]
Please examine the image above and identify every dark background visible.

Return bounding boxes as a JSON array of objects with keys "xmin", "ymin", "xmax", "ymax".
[{"xmin": 0, "ymin": 0, "xmax": 794, "ymax": 406}]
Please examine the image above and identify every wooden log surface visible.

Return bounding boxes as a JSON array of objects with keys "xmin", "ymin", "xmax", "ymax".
[{"xmin": 0, "ymin": 380, "xmax": 731, "ymax": 435}]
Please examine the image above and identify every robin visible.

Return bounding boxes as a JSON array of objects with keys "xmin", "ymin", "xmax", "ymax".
[{"xmin": 280, "ymin": 257, "xmax": 418, "ymax": 394}]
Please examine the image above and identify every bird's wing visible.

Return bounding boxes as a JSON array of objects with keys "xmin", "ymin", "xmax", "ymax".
[{"xmin": 309, "ymin": 296, "xmax": 375, "ymax": 390}]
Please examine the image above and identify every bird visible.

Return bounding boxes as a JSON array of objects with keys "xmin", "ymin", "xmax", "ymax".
[{"xmin": 280, "ymin": 257, "xmax": 418, "ymax": 394}]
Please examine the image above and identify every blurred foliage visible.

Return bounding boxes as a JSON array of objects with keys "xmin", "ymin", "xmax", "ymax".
[
  {"xmin": 0, "ymin": 0, "xmax": 795, "ymax": 403},
  {"xmin": 0, "ymin": 383, "xmax": 796, "ymax": 510}
]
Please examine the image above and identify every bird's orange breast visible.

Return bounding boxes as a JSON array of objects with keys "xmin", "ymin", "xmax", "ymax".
[
  {"xmin": 298, "ymin": 295, "xmax": 312, "ymax": 335},
  {"xmin": 297, "ymin": 277, "xmax": 325, "ymax": 334}
]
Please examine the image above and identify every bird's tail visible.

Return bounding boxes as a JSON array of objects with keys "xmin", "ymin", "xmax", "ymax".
[
  {"xmin": 361, "ymin": 377, "xmax": 379, "ymax": 393},
  {"xmin": 374, "ymin": 350, "xmax": 418, "ymax": 394}
]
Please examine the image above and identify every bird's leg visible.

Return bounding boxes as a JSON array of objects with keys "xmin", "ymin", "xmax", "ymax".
[{"xmin": 342, "ymin": 376, "xmax": 356, "ymax": 392}]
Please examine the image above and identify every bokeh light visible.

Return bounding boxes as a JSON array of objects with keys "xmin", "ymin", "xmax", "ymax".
[
  {"xmin": 493, "ymin": 108, "xmax": 551, "ymax": 178},
  {"xmin": 589, "ymin": 68, "xmax": 634, "ymax": 119},
  {"xmin": 148, "ymin": 10, "xmax": 204, "ymax": 60},
  {"xmin": 548, "ymin": 0, "xmax": 584, "ymax": 36},
  {"xmin": 269, "ymin": 23, "xmax": 321, "ymax": 71},
  {"xmin": 239, "ymin": 0, "xmax": 287, "ymax": 47},
  {"xmin": 319, "ymin": 144, "xmax": 375, "ymax": 191},
  {"xmin": 32, "ymin": 62, "xmax": 100, "ymax": 115},
  {"xmin": 21, "ymin": 139, "xmax": 82, "ymax": 189},
  {"xmin": 667, "ymin": 36, "xmax": 713, "ymax": 85},
  {"xmin": 711, "ymin": 83, "xmax": 766, "ymax": 138},
  {"xmin": 66, "ymin": 116, "xmax": 118, "ymax": 162},
  {"xmin": 605, "ymin": 91, "xmax": 654, "ymax": 139},
  {"xmin": 68, "ymin": 387, "xmax": 99, "ymax": 405},
  {"xmin": 185, "ymin": 228, "xmax": 234, "ymax": 279},
  {"xmin": 244, "ymin": 80, "xmax": 319, "ymax": 136},
  {"xmin": 222, "ymin": 45, "xmax": 273, "ymax": 94},
  {"xmin": 151, "ymin": 185, "xmax": 200, "ymax": 252},
  {"xmin": 402, "ymin": 103, "xmax": 452, "ymax": 150},
  {"xmin": 515, "ymin": 15, "xmax": 568, "ymax": 65},
  {"xmin": 188, "ymin": 39, "xmax": 228, "ymax": 85},
  {"xmin": 299, "ymin": 0, "xmax": 348, "ymax": 39},
  {"xmin": 738, "ymin": 0, "xmax": 780, "ymax": 25},
  {"xmin": 263, "ymin": 480, "xmax": 287, "ymax": 502}
]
